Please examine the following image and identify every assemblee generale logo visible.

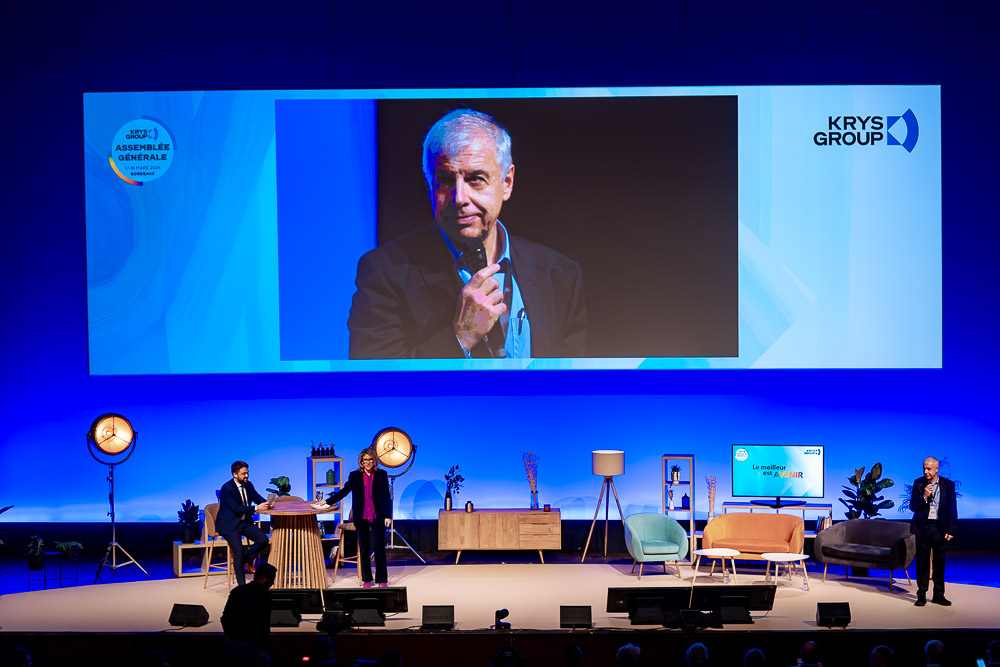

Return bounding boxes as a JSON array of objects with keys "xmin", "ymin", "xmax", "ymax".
[
  {"xmin": 813, "ymin": 108, "xmax": 919, "ymax": 153},
  {"xmin": 109, "ymin": 118, "xmax": 175, "ymax": 185}
]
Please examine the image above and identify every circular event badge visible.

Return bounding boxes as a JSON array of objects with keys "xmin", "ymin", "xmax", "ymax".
[{"xmin": 108, "ymin": 118, "xmax": 175, "ymax": 185}]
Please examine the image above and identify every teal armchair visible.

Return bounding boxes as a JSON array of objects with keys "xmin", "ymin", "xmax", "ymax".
[{"xmin": 624, "ymin": 513, "xmax": 689, "ymax": 579}]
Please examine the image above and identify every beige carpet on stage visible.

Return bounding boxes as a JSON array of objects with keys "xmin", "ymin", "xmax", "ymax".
[{"xmin": 0, "ymin": 563, "xmax": 994, "ymax": 634}]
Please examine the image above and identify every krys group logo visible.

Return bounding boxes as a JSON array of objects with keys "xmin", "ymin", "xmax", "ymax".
[{"xmin": 813, "ymin": 108, "xmax": 919, "ymax": 153}]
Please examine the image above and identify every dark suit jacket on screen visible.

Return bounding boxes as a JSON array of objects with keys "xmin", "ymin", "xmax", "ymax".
[
  {"xmin": 326, "ymin": 469, "xmax": 391, "ymax": 520},
  {"xmin": 347, "ymin": 224, "xmax": 588, "ymax": 359},
  {"xmin": 910, "ymin": 476, "xmax": 958, "ymax": 536},
  {"xmin": 217, "ymin": 478, "xmax": 267, "ymax": 536}
]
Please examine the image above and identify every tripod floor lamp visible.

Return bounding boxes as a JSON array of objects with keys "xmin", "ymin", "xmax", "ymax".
[
  {"xmin": 581, "ymin": 449, "xmax": 625, "ymax": 562},
  {"xmin": 88, "ymin": 413, "xmax": 150, "ymax": 583}
]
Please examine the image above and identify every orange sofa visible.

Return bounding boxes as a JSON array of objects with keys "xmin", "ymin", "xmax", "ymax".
[{"xmin": 701, "ymin": 513, "xmax": 804, "ymax": 560}]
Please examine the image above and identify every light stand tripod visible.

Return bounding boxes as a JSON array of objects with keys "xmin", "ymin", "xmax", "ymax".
[
  {"xmin": 581, "ymin": 473, "xmax": 625, "ymax": 561},
  {"xmin": 385, "ymin": 474, "xmax": 425, "ymax": 563},
  {"xmin": 371, "ymin": 427, "xmax": 426, "ymax": 564},
  {"xmin": 94, "ymin": 463, "xmax": 149, "ymax": 583},
  {"xmin": 87, "ymin": 413, "xmax": 149, "ymax": 583}
]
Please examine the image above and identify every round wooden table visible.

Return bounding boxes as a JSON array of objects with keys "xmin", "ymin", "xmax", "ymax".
[{"xmin": 258, "ymin": 501, "xmax": 338, "ymax": 589}]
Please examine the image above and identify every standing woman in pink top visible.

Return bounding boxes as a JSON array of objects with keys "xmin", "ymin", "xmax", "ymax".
[{"xmin": 326, "ymin": 448, "xmax": 392, "ymax": 587}]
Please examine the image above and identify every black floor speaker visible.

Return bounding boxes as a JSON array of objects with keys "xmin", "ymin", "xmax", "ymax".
[
  {"xmin": 168, "ymin": 603, "xmax": 209, "ymax": 627},
  {"xmin": 816, "ymin": 602, "xmax": 851, "ymax": 627}
]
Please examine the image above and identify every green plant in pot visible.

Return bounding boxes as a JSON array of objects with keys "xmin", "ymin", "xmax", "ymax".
[
  {"xmin": 177, "ymin": 499, "xmax": 203, "ymax": 544},
  {"xmin": 26, "ymin": 535, "xmax": 45, "ymax": 571},
  {"xmin": 54, "ymin": 540, "xmax": 83, "ymax": 561},
  {"xmin": 267, "ymin": 476, "xmax": 292, "ymax": 497},
  {"xmin": 839, "ymin": 462, "xmax": 895, "ymax": 575},
  {"xmin": 840, "ymin": 463, "xmax": 895, "ymax": 519}
]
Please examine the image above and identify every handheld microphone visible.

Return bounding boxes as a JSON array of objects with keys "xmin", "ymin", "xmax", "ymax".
[{"xmin": 464, "ymin": 244, "xmax": 506, "ymax": 358}]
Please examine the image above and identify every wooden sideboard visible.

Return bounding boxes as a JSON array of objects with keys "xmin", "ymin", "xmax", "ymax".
[{"xmin": 438, "ymin": 508, "xmax": 561, "ymax": 564}]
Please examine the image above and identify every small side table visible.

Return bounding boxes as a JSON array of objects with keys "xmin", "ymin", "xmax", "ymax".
[
  {"xmin": 762, "ymin": 552, "xmax": 810, "ymax": 590},
  {"xmin": 692, "ymin": 548, "xmax": 741, "ymax": 583},
  {"xmin": 27, "ymin": 552, "xmax": 64, "ymax": 589}
]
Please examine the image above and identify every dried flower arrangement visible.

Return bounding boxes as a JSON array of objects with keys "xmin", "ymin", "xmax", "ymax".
[{"xmin": 522, "ymin": 452, "xmax": 538, "ymax": 493}]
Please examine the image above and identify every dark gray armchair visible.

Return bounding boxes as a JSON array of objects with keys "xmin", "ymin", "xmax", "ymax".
[{"xmin": 813, "ymin": 519, "xmax": 915, "ymax": 590}]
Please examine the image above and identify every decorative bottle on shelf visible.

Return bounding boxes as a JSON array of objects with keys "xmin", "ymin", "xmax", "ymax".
[
  {"xmin": 326, "ymin": 468, "xmax": 336, "ymax": 485},
  {"xmin": 668, "ymin": 489, "xmax": 675, "ymax": 511},
  {"xmin": 682, "ymin": 493, "xmax": 690, "ymax": 510}
]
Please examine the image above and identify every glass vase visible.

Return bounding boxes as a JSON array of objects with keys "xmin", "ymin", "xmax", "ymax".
[{"xmin": 529, "ymin": 491, "xmax": 539, "ymax": 510}]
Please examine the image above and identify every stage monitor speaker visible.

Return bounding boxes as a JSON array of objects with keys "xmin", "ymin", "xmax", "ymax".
[
  {"xmin": 560, "ymin": 605, "xmax": 592, "ymax": 629},
  {"xmin": 168, "ymin": 603, "xmax": 209, "ymax": 627},
  {"xmin": 421, "ymin": 605, "xmax": 455, "ymax": 630},
  {"xmin": 816, "ymin": 602, "xmax": 851, "ymax": 627}
]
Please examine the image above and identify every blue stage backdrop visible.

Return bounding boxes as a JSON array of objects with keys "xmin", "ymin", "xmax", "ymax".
[{"xmin": 0, "ymin": 3, "xmax": 997, "ymax": 526}]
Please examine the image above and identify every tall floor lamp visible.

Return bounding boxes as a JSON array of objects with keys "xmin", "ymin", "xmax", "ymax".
[
  {"xmin": 581, "ymin": 450, "xmax": 625, "ymax": 562},
  {"xmin": 88, "ymin": 414, "xmax": 150, "ymax": 583}
]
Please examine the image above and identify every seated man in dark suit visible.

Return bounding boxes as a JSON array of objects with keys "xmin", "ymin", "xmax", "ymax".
[
  {"xmin": 221, "ymin": 562, "xmax": 277, "ymax": 666},
  {"xmin": 348, "ymin": 108, "xmax": 587, "ymax": 360},
  {"xmin": 217, "ymin": 460, "xmax": 272, "ymax": 586}
]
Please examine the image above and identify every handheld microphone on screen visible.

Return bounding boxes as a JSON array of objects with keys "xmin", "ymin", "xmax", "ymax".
[{"xmin": 464, "ymin": 244, "xmax": 506, "ymax": 358}]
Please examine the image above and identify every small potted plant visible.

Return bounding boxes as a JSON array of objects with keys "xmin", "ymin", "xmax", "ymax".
[
  {"xmin": 444, "ymin": 465, "xmax": 464, "ymax": 511},
  {"xmin": 267, "ymin": 476, "xmax": 292, "ymax": 497},
  {"xmin": 177, "ymin": 499, "xmax": 203, "ymax": 544},
  {"xmin": 670, "ymin": 464, "xmax": 682, "ymax": 484},
  {"xmin": 54, "ymin": 540, "xmax": 83, "ymax": 561},
  {"xmin": 26, "ymin": 535, "xmax": 45, "ymax": 571}
]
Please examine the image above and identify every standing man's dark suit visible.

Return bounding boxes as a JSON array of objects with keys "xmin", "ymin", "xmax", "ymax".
[
  {"xmin": 910, "ymin": 469, "xmax": 958, "ymax": 604},
  {"xmin": 348, "ymin": 224, "xmax": 587, "ymax": 359},
  {"xmin": 326, "ymin": 468, "xmax": 391, "ymax": 584},
  {"xmin": 218, "ymin": 477, "xmax": 270, "ymax": 586}
]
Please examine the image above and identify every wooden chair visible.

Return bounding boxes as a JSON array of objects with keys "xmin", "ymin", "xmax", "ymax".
[
  {"xmin": 331, "ymin": 510, "xmax": 362, "ymax": 584},
  {"xmin": 203, "ymin": 503, "xmax": 241, "ymax": 590}
]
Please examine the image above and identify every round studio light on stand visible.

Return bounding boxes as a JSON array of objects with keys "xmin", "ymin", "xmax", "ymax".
[
  {"xmin": 87, "ymin": 413, "xmax": 149, "ymax": 582},
  {"xmin": 372, "ymin": 427, "xmax": 426, "ymax": 564},
  {"xmin": 581, "ymin": 449, "xmax": 626, "ymax": 562}
]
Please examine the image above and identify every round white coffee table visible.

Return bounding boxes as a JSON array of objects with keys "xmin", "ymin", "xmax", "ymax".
[
  {"xmin": 762, "ymin": 552, "xmax": 810, "ymax": 590},
  {"xmin": 692, "ymin": 548, "xmax": 741, "ymax": 583}
]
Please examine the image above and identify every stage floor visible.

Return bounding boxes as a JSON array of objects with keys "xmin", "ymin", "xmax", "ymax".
[{"xmin": 1, "ymin": 559, "xmax": 996, "ymax": 634}]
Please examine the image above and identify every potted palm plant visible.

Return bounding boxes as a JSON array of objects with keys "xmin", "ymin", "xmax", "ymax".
[
  {"xmin": 26, "ymin": 535, "xmax": 45, "ymax": 571},
  {"xmin": 267, "ymin": 476, "xmax": 292, "ymax": 497},
  {"xmin": 55, "ymin": 540, "xmax": 83, "ymax": 561},
  {"xmin": 177, "ymin": 499, "xmax": 203, "ymax": 544}
]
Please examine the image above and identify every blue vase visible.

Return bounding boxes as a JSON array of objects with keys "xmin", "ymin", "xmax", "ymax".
[{"xmin": 530, "ymin": 491, "xmax": 539, "ymax": 510}]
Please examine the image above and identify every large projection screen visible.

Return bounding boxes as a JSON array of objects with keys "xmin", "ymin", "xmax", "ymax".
[{"xmin": 84, "ymin": 86, "xmax": 941, "ymax": 374}]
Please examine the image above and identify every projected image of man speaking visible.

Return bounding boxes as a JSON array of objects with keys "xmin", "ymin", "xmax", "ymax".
[{"xmin": 347, "ymin": 109, "xmax": 588, "ymax": 359}]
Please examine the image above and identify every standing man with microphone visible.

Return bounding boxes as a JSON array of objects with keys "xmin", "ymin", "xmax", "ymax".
[{"xmin": 910, "ymin": 456, "xmax": 958, "ymax": 607}]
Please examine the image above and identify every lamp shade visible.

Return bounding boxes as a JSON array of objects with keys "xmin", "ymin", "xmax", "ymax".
[
  {"xmin": 88, "ymin": 414, "xmax": 134, "ymax": 456},
  {"xmin": 592, "ymin": 450, "xmax": 624, "ymax": 476},
  {"xmin": 372, "ymin": 427, "xmax": 413, "ymax": 468}
]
